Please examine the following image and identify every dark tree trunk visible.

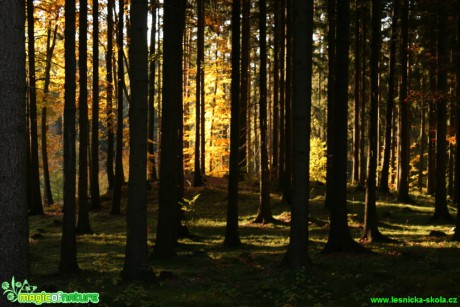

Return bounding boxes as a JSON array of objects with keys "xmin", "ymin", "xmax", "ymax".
[
  {"xmin": 254, "ymin": 0, "xmax": 274, "ymax": 224},
  {"xmin": 27, "ymin": 0, "xmax": 44, "ymax": 216},
  {"xmin": 323, "ymin": 0, "xmax": 367, "ymax": 254},
  {"xmin": 325, "ymin": 0, "xmax": 335, "ymax": 208},
  {"xmin": 358, "ymin": 0, "xmax": 368, "ymax": 189},
  {"xmin": 112, "ymin": 0, "xmax": 125, "ymax": 215},
  {"xmin": 91, "ymin": 0, "xmax": 102, "ymax": 210},
  {"xmin": 427, "ymin": 25, "xmax": 437, "ymax": 195},
  {"xmin": 278, "ymin": 0, "xmax": 286, "ymax": 189},
  {"xmin": 396, "ymin": 0, "xmax": 411, "ymax": 203},
  {"xmin": 432, "ymin": 0, "xmax": 452, "ymax": 221},
  {"xmin": 42, "ymin": 21, "xmax": 59, "ymax": 206},
  {"xmin": 106, "ymin": 0, "xmax": 115, "ymax": 192},
  {"xmin": 448, "ymin": 98, "xmax": 455, "ymax": 199},
  {"xmin": 76, "ymin": 0, "xmax": 93, "ymax": 234},
  {"xmin": 352, "ymin": 0, "xmax": 361, "ymax": 185},
  {"xmin": 0, "ymin": 0, "xmax": 29, "ymax": 284},
  {"xmin": 453, "ymin": 0, "xmax": 460, "ymax": 240},
  {"xmin": 361, "ymin": 0, "xmax": 392, "ymax": 243},
  {"xmin": 224, "ymin": 0, "xmax": 242, "ymax": 247},
  {"xmin": 282, "ymin": 0, "xmax": 292, "ymax": 204},
  {"xmin": 239, "ymin": 0, "xmax": 250, "ymax": 178},
  {"xmin": 283, "ymin": 0, "xmax": 312, "ymax": 268},
  {"xmin": 193, "ymin": 0, "xmax": 204, "ymax": 187},
  {"xmin": 121, "ymin": 0, "xmax": 150, "ymax": 280},
  {"xmin": 271, "ymin": 0, "xmax": 279, "ymax": 183},
  {"xmin": 59, "ymin": 0, "xmax": 79, "ymax": 274},
  {"xmin": 379, "ymin": 0, "xmax": 398, "ymax": 194},
  {"xmin": 154, "ymin": 0, "xmax": 186, "ymax": 258},
  {"xmin": 418, "ymin": 79, "xmax": 426, "ymax": 191},
  {"xmin": 148, "ymin": 0, "xmax": 158, "ymax": 182}
]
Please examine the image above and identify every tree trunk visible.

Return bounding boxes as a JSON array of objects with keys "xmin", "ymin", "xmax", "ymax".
[
  {"xmin": 224, "ymin": 0, "xmax": 242, "ymax": 247},
  {"xmin": 42, "ymin": 20, "xmax": 59, "ymax": 206},
  {"xmin": 27, "ymin": 0, "xmax": 44, "ymax": 215},
  {"xmin": 396, "ymin": 0, "xmax": 411, "ymax": 203},
  {"xmin": 283, "ymin": 0, "xmax": 312, "ymax": 268},
  {"xmin": 352, "ymin": 0, "xmax": 361, "ymax": 185},
  {"xmin": 323, "ymin": 0, "xmax": 367, "ymax": 254},
  {"xmin": 418, "ymin": 83, "xmax": 426, "ymax": 191},
  {"xmin": 239, "ymin": 0, "xmax": 250, "ymax": 178},
  {"xmin": 432, "ymin": 0, "xmax": 452, "ymax": 221},
  {"xmin": 379, "ymin": 0, "xmax": 398, "ymax": 193},
  {"xmin": 361, "ymin": 0, "xmax": 392, "ymax": 243},
  {"xmin": 148, "ymin": 1, "xmax": 158, "ymax": 183},
  {"xmin": 254, "ymin": 0, "xmax": 274, "ymax": 224},
  {"xmin": 91, "ymin": 0, "xmax": 102, "ymax": 210},
  {"xmin": 76, "ymin": 0, "xmax": 92, "ymax": 234},
  {"xmin": 154, "ymin": 0, "xmax": 187, "ymax": 258},
  {"xmin": 59, "ymin": 0, "xmax": 80, "ymax": 274},
  {"xmin": 121, "ymin": 0, "xmax": 150, "ymax": 280},
  {"xmin": 0, "ymin": 0, "xmax": 29, "ymax": 284},
  {"xmin": 112, "ymin": 0, "xmax": 125, "ymax": 215},
  {"xmin": 106, "ymin": 0, "xmax": 115, "ymax": 192},
  {"xmin": 278, "ymin": 0, "xmax": 286, "ymax": 189},
  {"xmin": 193, "ymin": 0, "xmax": 204, "ymax": 187},
  {"xmin": 358, "ymin": 0, "xmax": 368, "ymax": 189},
  {"xmin": 453, "ymin": 0, "xmax": 460, "ymax": 240}
]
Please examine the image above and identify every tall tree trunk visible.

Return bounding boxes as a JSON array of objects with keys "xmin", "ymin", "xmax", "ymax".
[
  {"xmin": 418, "ymin": 81, "xmax": 426, "ymax": 191},
  {"xmin": 283, "ymin": 0, "xmax": 312, "ymax": 268},
  {"xmin": 396, "ymin": 0, "xmax": 411, "ymax": 203},
  {"xmin": 254, "ymin": 0, "xmax": 274, "ymax": 224},
  {"xmin": 432, "ymin": 0, "xmax": 452, "ymax": 221},
  {"xmin": 121, "ymin": 0, "xmax": 149, "ymax": 280},
  {"xmin": 193, "ymin": 0, "xmax": 204, "ymax": 187},
  {"xmin": 59, "ymin": 0, "xmax": 80, "ymax": 274},
  {"xmin": 224, "ymin": 0, "xmax": 242, "ymax": 247},
  {"xmin": 352, "ymin": 0, "xmax": 361, "ymax": 185},
  {"xmin": 0, "ymin": 0, "xmax": 29, "ymax": 284},
  {"xmin": 42, "ymin": 20, "xmax": 59, "ymax": 206},
  {"xmin": 106, "ymin": 0, "xmax": 115, "ymax": 192},
  {"xmin": 76, "ymin": 0, "xmax": 92, "ymax": 234},
  {"xmin": 453, "ymin": 0, "xmax": 460, "ymax": 240},
  {"xmin": 323, "ymin": 0, "xmax": 367, "ymax": 254},
  {"xmin": 427, "ymin": 19, "xmax": 437, "ymax": 195},
  {"xmin": 278, "ymin": 0, "xmax": 286, "ymax": 189},
  {"xmin": 27, "ymin": 0, "xmax": 44, "ymax": 215},
  {"xmin": 361, "ymin": 0, "xmax": 392, "ymax": 243},
  {"xmin": 148, "ymin": 0, "xmax": 158, "ymax": 182},
  {"xmin": 359, "ymin": 0, "xmax": 368, "ymax": 189},
  {"xmin": 112, "ymin": 0, "xmax": 125, "ymax": 215},
  {"xmin": 91, "ymin": 0, "xmax": 102, "ymax": 210},
  {"xmin": 379, "ymin": 0, "xmax": 398, "ymax": 193},
  {"xmin": 240, "ymin": 0, "xmax": 250, "ymax": 178},
  {"xmin": 154, "ymin": 0, "xmax": 187, "ymax": 258},
  {"xmin": 325, "ymin": 0, "xmax": 336, "ymax": 208},
  {"xmin": 271, "ymin": 0, "xmax": 279, "ymax": 183}
]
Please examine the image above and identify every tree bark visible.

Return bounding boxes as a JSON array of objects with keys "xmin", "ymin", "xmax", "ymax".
[
  {"xmin": 148, "ymin": 0, "xmax": 158, "ymax": 183},
  {"xmin": 59, "ymin": 0, "xmax": 79, "ymax": 274},
  {"xmin": 352, "ymin": 0, "xmax": 361, "ymax": 185},
  {"xmin": 106, "ymin": 0, "xmax": 115, "ymax": 192},
  {"xmin": 0, "ymin": 0, "xmax": 29, "ymax": 284},
  {"xmin": 224, "ymin": 0, "xmax": 242, "ymax": 247}
]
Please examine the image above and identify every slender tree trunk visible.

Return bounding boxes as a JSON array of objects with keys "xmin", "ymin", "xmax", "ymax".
[
  {"xmin": 283, "ymin": 0, "xmax": 312, "ymax": 268},
  {"xmin": 76, "ymin": 0, "xmax": 92, "ymax": 234},
  {"xmin": 42, "ymin": 21, "xmax": 59, "ymax": 206},
  {"xmin": 359, "ymin": 0, "xmax": 368, "ymax": 188},
  {"xmin": 418, "ymin": 83, "xmax": 426, "ymax": 191},
  {"xmin": 106, "ymin": 0, "xmax": 115, "ymax": 192},
  {"xmin": 27, "ymin": 0, "xmax": 44, "ymax": 215},
  {"xmin": 448, "ymin": 96, "xmax": 455, "ymax": 199},
  {"xmin": 323, "ymin": 0, "xmax": 367, "ymax": 254},
  {"xmin": 396, "ymin": 0, "xmax": 411, "ymax": 203},
  {"xmin": 0, "ymin": 0, "xmax": 29, "ymax": 284},
  {"xmin": 325, "ymin": 0, "xmax": 336, "ymax": 208},
  {"xmin": 361, "ymin": 0, "xmax": 392, "ymax": 243},
  {"xmin": 453, "ymin": 0, "xmax": 460, "ymax": 240},
  {"xmin": 154, "ymin": 0, "xmax": 187, "ymax": 258},
  {"xmin": 379, "ymin": 0, "xmax": 398, "ymax": 193},
  {"xmin": 239, "ymin": 0, "xmax": 250, "ymax": 178},
  {"xmin": 254, "ymin": 0, "xmax": 274, "ymax": 224},
  {"xmin": 91, "ymin": 0, "xmax": 102, "ymax": 210},
  {"xmin": 432, "ymin": 0, "xmax": 452, "ymax": 221},
  {"xmin": 427, "ymin": 26, "xmax": 437, "ymax": 195},
  {"xmin": 59, "ymin": 0, "xmax": 79, "ymax": 274},
  {"xmin": 193, "ymin": 0, "xmax": 204, "ymax": 187},
  {"xmin": 224, "ymin": 0, "xmax": 242, "ymax": 247},
  {"xmin": 148, "ymin": 0, "xmax": 158, "ymax": 182},
  {"xmin": 121, "ymin": 0, "xmax": 150, "ymax": 280},
  {"xmin": 278, "ymin": 0, "xmax": 286, "ymax": 189},
  {"xmin": 112, "ymin": 0, "xmax": 125, "ymax": 215},
  {"xmin": 352, "ymin": 0, "xmax": 361, "ymax": 185}
]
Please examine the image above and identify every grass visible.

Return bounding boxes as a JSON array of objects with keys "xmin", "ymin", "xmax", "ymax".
[{"xmin": 27, "ymin": 178, "xmax": 460, "ymax": 306}]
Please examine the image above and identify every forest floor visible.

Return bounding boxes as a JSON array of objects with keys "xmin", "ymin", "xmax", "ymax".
[{"xmin": 28, "ymin": 177, "xmax": 460, "ymax": 306}]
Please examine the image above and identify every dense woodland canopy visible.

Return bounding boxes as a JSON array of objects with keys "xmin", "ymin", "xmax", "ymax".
[{"xmin": 1, "ymin": 0, "xmax": 460, "ymax": 305}]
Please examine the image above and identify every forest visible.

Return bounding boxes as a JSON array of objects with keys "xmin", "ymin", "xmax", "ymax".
[{"xmin": 0, "ymin": 0, "xmax": 460, "ymax": 305}]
